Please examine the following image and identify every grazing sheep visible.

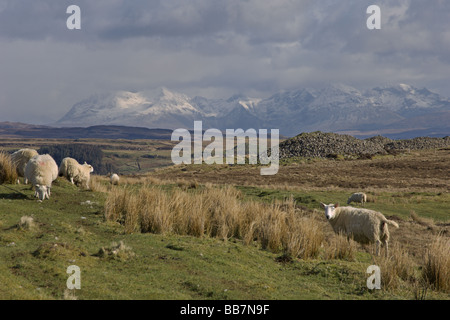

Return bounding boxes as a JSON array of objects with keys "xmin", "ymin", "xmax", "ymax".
[
  {"xmin": 347, "ymin": 192, "xmax": 367, "ymax": 206},
  {"xmin": 10, "ymin": 148, "xmax": 39, "ymax": 184},
  {"xmin": 320, "ymin": 203, "xmax": 399, "ymax": 256},
  {"xmin": 25, "ymin": 154, "xmax": 58, "ymax": 201},
  {"xmin": 110, "ymin": 173, "xmax": 120, "ymax": 185},
  {"xmin": 59, "ymin": 157, "xmax": 94, "ymax": 189}
]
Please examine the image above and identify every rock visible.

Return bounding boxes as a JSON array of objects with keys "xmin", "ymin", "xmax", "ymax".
[
  {"xmin": 279, "ymin": 132, "xmax": 386, "ymax": 159},
  {"xmin": 279, "ymin": 132, "xmax": 450, "ymax": 159}
]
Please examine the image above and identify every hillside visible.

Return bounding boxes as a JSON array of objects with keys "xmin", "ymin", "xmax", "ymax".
[
  {"xmin": 0, "ymin": 148, "xmax": 449, "ymax": 301},
  {"xmin": 0, "ymin": 123, "xmax": 173, "ymax": 140}
]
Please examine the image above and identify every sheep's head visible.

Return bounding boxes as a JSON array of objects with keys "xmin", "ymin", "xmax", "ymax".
[
  {"xmin": 35, "ymin": 184, "xmax": 49, "ymax": 201},
  {"xmin": 320, "ymin": 203, "xmax": 339, "ymax": 220},
  {"xmin": 83, "ymin": 162, "xmax": 94, "ymax": 173}
]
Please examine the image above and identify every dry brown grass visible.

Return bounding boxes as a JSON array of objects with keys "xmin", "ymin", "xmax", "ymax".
[
  {"xmin": 410, "ymin": 210, "xmax": 435, "ymax": 228},
  {"xmin": 366, "ymin": 234, "xmax": 450, "ymax": 295},
  {"xmin": 89, "ymin": 175, "xmax": 109, "ymax": 193},
  {"xmin": 104, "ymin": 185, "xmax": 324, "ymax": 259},
  {"xmin": 373, "ymin": 242, "xmax": 416, "ymax": 290},
  {"xmin": 150, "ymin": 149, "xmax": 450, "ymax": 193},
  {"xmin": 422, "ymin": 234, "xmax": 450, "ymax": 293},
  {"xmin": 0, "ymin": 151, "xmax": 17, "ymax": 184},
  {"xmin": 324, "ymin": 232, "xmax": 357, "ymax": 261}
]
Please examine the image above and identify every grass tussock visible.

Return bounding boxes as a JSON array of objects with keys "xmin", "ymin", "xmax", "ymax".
[
  {"xmin": 422, "ymin": 235, "xmax": 450, "ymax": 293},
  {"xmin": 96, "ymin": 241, "xmax": 135, "ymax": 261},
  {"xmin": 324, "ymin": 232, "xmax": 357, "ymax": 261},
  {"xmin": 17, "ymin": 216, "xmax": 36, "ymax": 231},
  {"xmin": 89, "ymin": 175, "xmax": 109, "ymax": 193},
  {"xmin": 0, "ymin": 151, "xmax": 18, "ymax": 184},
  {"xmin": 410, "ymin": 210, "xmax": 435, "ymax": 228},
  {"xmin": 373, "ymin": 242, "xmax": 415, "ymax": 290},
  {"xmin": 104, "ymin": 185, "xmax": 324, "ymax": 259}
]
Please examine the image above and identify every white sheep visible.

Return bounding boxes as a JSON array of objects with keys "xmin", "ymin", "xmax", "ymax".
[
  {"xmin": 10, "ymin": 148, "xmax": 39, "ymax": 184},
  {"xmin": 347, "ymin": 192, "xmax": 367, "ymax": 205},
  {"xmin": 59, "ymin": 157, "xmax": 94, "ymax": 189},
  {"xmin": 320, "ymin": 203, "xmax": 399, "ymax": 256},
  {"xmin": 110, "ymin": 173, "xmax": 120, "ymax": 185},
  {"xmin": 25, "ymin": 154, "xmax": 58, "ymax": 201}
]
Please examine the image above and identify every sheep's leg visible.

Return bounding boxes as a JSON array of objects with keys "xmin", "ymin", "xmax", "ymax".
[
  {"xmin": 375, "ymin": 240, "xmax": 381, "ymax": 256},
  {"xmin": 384, "ymin": 241, "xmax": 389, "ymax": 257},
  {"xmin": 70, "ymin": 177, "xmax": 74, "ymax": 184}
]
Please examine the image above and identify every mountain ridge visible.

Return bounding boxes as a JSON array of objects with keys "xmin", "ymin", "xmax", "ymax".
[{"xmin": 53, "ymin": 84, "xmax": 450, "ymax": 138}]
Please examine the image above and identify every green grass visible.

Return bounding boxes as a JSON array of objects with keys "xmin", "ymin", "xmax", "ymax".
[
  {"xmin": 235, "ymin": 186, "xmax": 450, "ymax": 222},
  {"xmin": 0, "ymin": 179, "xmax": 448, "ymax": 300}
]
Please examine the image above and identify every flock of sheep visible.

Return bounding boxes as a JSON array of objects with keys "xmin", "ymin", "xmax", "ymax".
[
  {"xmin": 10, "ymin": 148, "xmax": 97, "ymax": 201},
  {"xmin": 9, "ymin": 148, "xmax": 396, "ymax": 256}
]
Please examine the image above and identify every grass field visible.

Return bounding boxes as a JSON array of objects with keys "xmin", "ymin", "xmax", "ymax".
[{"xmin": 0, "ymin": 140, "xmax": 448, "ymax": 300}]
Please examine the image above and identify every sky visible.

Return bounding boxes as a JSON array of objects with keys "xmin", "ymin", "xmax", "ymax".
[{"xmin": 0, "ymin": 0, "xmax": 449, "ymax": 124}]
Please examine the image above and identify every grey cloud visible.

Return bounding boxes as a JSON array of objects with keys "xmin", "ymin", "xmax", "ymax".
[{"xmin": 0, "ymin": 0, "xmax": 449, "ymax": 124}]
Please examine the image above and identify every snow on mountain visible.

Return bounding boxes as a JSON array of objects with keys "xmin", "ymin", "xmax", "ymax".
[
  {"xmin": 366, "ymin": 84, "xmax": 450, "ymax": 115},
  {"xmin": 56, "ymin": 84, "xmax": 450, "ymax": 137}
]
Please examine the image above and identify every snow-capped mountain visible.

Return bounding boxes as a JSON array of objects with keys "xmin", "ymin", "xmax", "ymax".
[
  {"xmin": 56, "ymin": 84, "xmax": 450, "ymax": 137},
  {"xmin": 57, "ymin": 88, "xmax": 202, "ymax": 129}
]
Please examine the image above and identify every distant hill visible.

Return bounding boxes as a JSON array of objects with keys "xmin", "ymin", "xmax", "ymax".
[{"xmin": 0, "ymin": 122, "xmax": 173, "ymax": 140}]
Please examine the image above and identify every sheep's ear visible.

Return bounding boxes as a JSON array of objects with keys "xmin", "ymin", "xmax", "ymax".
[
  {"xmin": 320, "ymin": 202, "xmax": 326, "ymax": 209},
  {"xmin": 334, "ymin": 203, "xmax": 339, "ymax": 208}
]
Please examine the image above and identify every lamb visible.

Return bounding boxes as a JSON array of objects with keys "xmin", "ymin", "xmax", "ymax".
[
  {"xmin": 320, "ymin": 203, "xmax": 399, "ymax": 256},
  {"xmin": 110, "ymin": 173, "xmax": 120, "ymax": 185},
  {"xmin": 59, "ymin": 157, "xmax": 94, "ymax": 189},
  {"xmin": 10, "ymin": 148, "xmax": 39, "ymax": 184},
  {"xmin": 347, "ymin": 192, "xmax": 367, "ymax": 206},
  {"xmin": 25, "ymin": 154, "xmax": 58, "ymax": 201}
]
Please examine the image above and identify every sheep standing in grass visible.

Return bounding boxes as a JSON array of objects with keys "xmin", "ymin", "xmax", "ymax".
[
  {"xmin": 25, "ymin": 154, "xmax": 58, "ymax": 201},
  {"xmin": 59, "ymin": 157, "xmax": 94, "ymax": 189},
  {"xmin": 320, "ymin": 203, "xmax": 399, "ymax": 256},
  {"xmin": 347, "ymin": 192, "xmax": 367, "ymax": 206},
  {"xmin": 110, "ymin": 173, "xmax": 120, "ymax": 185},
  {"xmin": 11, "ymin": 148, "xmax": 38, "ymax": 184}
]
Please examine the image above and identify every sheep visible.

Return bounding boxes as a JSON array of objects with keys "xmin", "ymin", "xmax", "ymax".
[
  {"xmin": 110, "ymin": 173, "xmax": 120, "ymax": 185},
  {"xmin": 10, "ymin": 148, "xmax": 39, "ymax": 184},
  {"xmin": 59, "ymin": 157, "xmax": 94, "ymax": 189},
  {"xmin": 320, "ymin": 203, "xmax": 399, "ymax": 256},
  {"xmin": 347, "ymin": 192, "xmax": 367, "ymax": 206},
  {"xmin": 25, "ymin": 154, "xmax": 58, "ymax": 201}
]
